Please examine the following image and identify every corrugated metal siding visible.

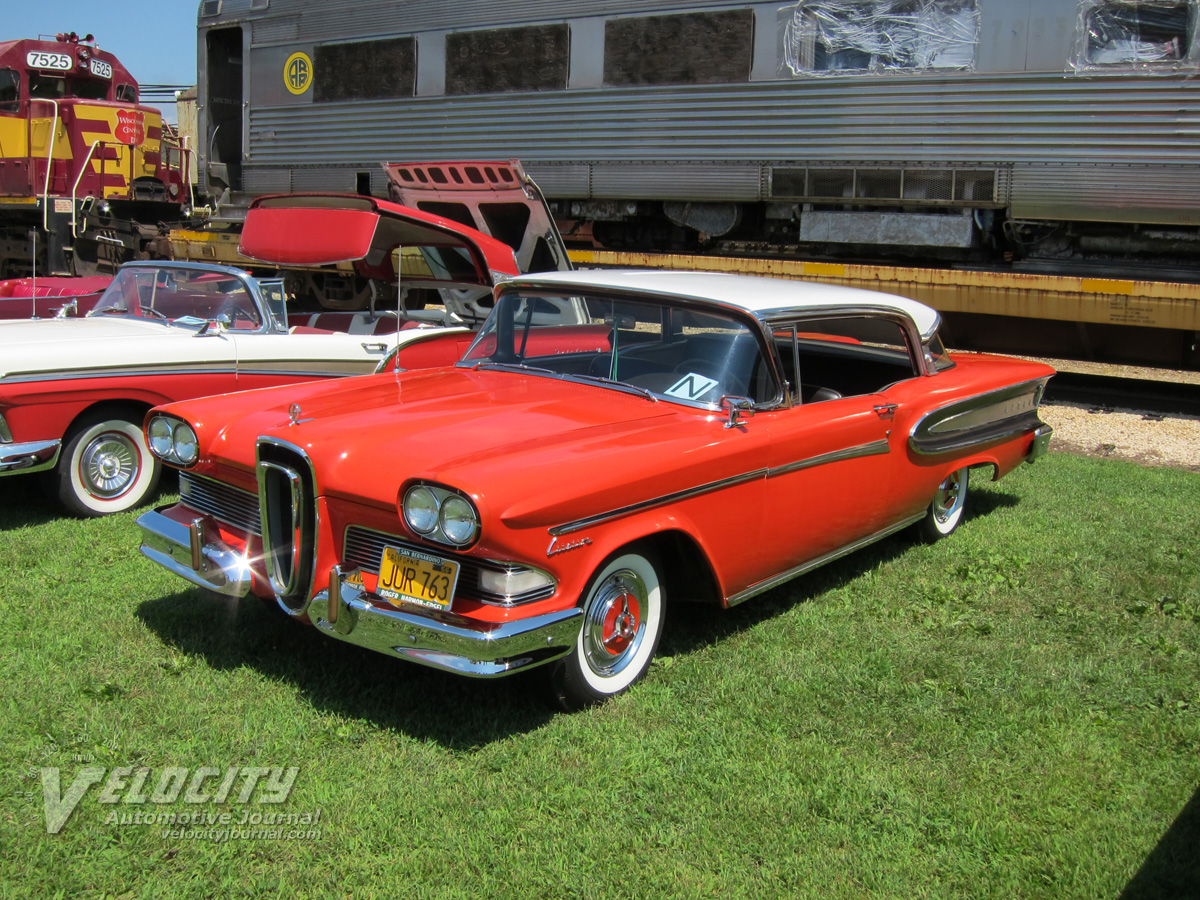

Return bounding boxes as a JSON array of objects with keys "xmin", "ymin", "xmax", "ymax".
[
  {"xmin": 1010, "ymin": 164, "xmax": 1200, "ymax": 223},
  {"xmin": 245, "ymin": 75, "xmax": 1200, "ymax": 168}
]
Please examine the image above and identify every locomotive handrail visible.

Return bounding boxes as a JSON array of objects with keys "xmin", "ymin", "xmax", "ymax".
[
  {"xmin": 71, "ymin": 141, "xmax": 104, "ymax": 238},
  {"xmin": 28, "ymin": 99, "xmax": 59, "ymax": 232}
]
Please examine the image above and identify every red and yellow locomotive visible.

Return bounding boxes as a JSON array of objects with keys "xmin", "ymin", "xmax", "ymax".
[{"xmin": 0, "ymin": 32, "xmax": 190, "ymax": 277}]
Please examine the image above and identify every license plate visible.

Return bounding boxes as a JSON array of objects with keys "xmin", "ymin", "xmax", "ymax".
[{"xmin": 377, "ymin": 546, "xmax": 459, "ymax": 611}]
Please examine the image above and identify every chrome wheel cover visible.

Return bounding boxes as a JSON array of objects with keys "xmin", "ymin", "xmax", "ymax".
[
  {"xmin": 932, "ymin": 469, "xmax": 964, "ymax": 526},
  {"xmin": 79, "ymin": 432, "xmax": 140, "ymax": 499},
  {"xmin": 582, "ymin": 568, "xmax": 647, "ymax": 680}
]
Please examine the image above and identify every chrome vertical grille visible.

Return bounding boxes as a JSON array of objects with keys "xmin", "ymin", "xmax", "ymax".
[{"xmin": 256, "ymin": 439, "xmax": 317, "ymax": 612}]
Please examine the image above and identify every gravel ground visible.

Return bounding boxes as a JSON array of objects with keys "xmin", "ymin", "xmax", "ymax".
[
  {"xmin": 1040, "ymin": 401, "xmax": 1200, "ymax": 472},
  {"xmin": 1011, "ymin": 356, "xmax": 1200, "ymax": 473}
]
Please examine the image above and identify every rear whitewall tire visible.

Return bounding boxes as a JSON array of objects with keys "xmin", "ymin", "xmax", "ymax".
[{"xmin": 920, "ymin": 467, "xmax": 969, "ymax": 542}]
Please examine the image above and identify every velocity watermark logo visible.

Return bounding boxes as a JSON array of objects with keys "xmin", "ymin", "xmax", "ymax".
[{"xmin": 41, "ymin": 765, "xmax": 313, "ymax": 838}]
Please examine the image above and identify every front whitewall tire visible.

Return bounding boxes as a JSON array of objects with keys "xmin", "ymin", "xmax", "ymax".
[{"xmin": 54, "ymin": 413, "xmax": 161, "ymax": 517}]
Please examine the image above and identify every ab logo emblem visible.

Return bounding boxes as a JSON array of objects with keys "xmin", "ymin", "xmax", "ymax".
[{"xmin": 285, "ymin": 52, "xmax": 312, "ymax": 95}]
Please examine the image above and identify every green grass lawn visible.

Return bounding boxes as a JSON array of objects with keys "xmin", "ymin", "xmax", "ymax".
[{"xmin": 1, "ymin": 453, "xmax": 1197, "ymax": 899}]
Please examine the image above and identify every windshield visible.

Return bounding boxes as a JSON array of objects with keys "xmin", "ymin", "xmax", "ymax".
[
  {"xmin": 88, "ymin": 268, "xmax": 263, "ymax": 329},
  {"xmin": 460, "ymin": 290, "xmax": 776, "ymax": 406}
]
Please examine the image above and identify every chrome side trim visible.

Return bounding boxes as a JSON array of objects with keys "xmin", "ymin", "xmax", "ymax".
[
  {"xmin": 549, "ymin": 468, "xmax": 768, "ymax": 536},
  {"xmin": 1, "ymin": 365, "xmax": 238, "ymax": 384},
  {"xmin": 136, "ymin": 507, "xmax": 254, "ymax": 597},
  {"xmin": 909, "ymin": 377, "xmax": 1051, "ymax": 456},
  {"xmin": 550, "ymin": 437, "xmax": 893, "ymax": 537},
  {"xmin": 768, "ymin": 438, "xmax": 890, "ymax": 479},
  {"xmin": 308, "ymin": 566, "xmax": 582, "ymax": 678},
  {"xmin": 0, "ymin": 439, "xmax": 61, "ymax": 475},
  {"xmin": 726, "ymin": 512, "xmax": 925, "ymax": 607}
]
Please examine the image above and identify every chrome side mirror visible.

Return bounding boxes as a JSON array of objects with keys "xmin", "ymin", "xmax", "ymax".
[
  {"xmin": 720, "ymin": 395, "xmax": 755, "ymax": 429},
  {"xmin": 195, "ymin": 318, "xmax": 227, "ymax": 337}
]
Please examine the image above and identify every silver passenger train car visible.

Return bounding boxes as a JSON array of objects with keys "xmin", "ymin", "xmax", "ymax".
[{"xmin": 196, "ymin": 0, "xmax": 1200, "ymax": 264}]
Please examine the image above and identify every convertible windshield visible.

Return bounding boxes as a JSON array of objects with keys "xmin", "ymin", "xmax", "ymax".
[
  {"xmin": 461, "ymin": 290, "xmax": 776, "ymax": 406},
  {"xmin": 88, "ymin": 267, "xmax": 263, "ymax": 329}
]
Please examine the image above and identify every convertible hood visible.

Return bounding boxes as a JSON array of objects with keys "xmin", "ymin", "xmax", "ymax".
[{"xmin": 0, "ymin": 317, "xmax": 172, "ymax": 379}]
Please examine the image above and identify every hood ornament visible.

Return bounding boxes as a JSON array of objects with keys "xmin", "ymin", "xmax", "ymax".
[{"xmin": 288, "ymin": 403, "xmax": 305, "ymax": 426}]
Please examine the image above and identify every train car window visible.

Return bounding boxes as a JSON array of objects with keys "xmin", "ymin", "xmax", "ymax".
[
  {"xmin": 781, "ymin": 0, "xmax": 979, "ymax": 75},
  {"xmin": 70, "ymin": 79, "xmax": 110, "ymax": 101},
  {"xmin": 1081, "ymin": 0, "xmax": 1194, "ymax": 64},
  {"xmin": 603, "ymin": 10, "xmax": 754, "ymax": 86},
  {"xmin": 314, "ymin": 37, "xmax": 415, "ymax": 102},
  {"xmin": 28, "ymin": 74, "xmax": 66, "ymax": 99},
  {"xmin": 115, "ymin": 83, "xmax": 137, "ymax": 102},
  {"xmin": 445, "ymin": 24, "xmax": 569, "ymax": 94},
  {"xmin": 0, "ymin": 70, "xmax": 18, "ymax": 110}
]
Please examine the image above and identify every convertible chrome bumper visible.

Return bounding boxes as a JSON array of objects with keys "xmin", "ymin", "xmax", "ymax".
[
  {"xmin": 0, "ymin": 439, "xmax": 60, "ymax": 475},
  {"xmin": 137, "ymin": 507, "xmax": 255, "ymax": 597},
  {"xmin": 307, "ymin": 567, "xmax": 582, "ymax": 678},
  {"xmin": 1026, "ymin": 423, "xmax": 1053, "ymax": 463}
]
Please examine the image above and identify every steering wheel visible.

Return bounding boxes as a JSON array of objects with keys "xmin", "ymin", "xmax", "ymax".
[{"xmin": 220, "ymin": 304, "xmax": 259, "ymax": 327}]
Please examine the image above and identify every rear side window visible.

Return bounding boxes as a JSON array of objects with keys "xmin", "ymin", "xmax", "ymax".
[{"xmin": 773, "ymin": 315, "xmax": 918, "ymax": 403}]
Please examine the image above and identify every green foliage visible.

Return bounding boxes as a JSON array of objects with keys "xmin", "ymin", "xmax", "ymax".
[{"xmin": 0, "ymin": 455, "xmax": 1196, "ymax": 899}]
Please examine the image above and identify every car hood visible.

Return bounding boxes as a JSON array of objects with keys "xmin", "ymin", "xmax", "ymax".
[{"xmin": 184, "ymin": 368, "xmax": 756, "ymax": 529}]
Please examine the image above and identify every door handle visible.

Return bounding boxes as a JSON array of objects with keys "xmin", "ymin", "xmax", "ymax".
[{"xmin": 873, "ymin": 403, "xmax": 897, "ymax": 420}]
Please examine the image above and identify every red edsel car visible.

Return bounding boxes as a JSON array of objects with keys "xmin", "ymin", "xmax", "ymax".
[{"xmin": 138, "ymin": 270, "xmax": 1053, "ymax": 709}]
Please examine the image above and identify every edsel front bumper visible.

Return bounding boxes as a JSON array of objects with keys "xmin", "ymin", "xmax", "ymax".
[
  {"xmin": 137, "ymin": 507, "xmax": 255, "ymax": 597},
  {"xmin": 308, "ymin": 568, "xmax": 582, "ymax": 678},
  {"xmin": 0, "ymin": 439, "xmax": 60, "ymax": 475},
  {"xmin": 138, "ymin": 506, "xmax": 582, "ymax": 679}
]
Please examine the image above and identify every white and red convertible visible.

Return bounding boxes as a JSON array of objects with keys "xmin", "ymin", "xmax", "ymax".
[{"xmin": 0, "ymin": 197, "xmax": 521, "ymax": 515}]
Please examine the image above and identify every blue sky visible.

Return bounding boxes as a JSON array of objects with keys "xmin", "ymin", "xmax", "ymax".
[{"xmin": 8, "ymin": 1, "xmax": 198, "ymax": 120}]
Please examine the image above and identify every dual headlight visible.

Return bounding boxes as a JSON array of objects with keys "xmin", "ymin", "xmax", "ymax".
[
  {"xmin": 147, "ymin": 415, "xmax": 199, "ymax": 466},
  {"xmin": 402, "ymin": 484, "xmax": 479, "ymax": 547}
]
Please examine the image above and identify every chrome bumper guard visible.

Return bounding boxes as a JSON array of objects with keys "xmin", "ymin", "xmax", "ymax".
[
  {"xmin": 137, "ymin": 507, "xmax": 254, "ymax": 597},
  {"xmin": 1026, "ymin": 423, "xmax": 1053, "ymax": 463},
  {"xmin": 0, "ymin": 439, "xmax": 61, "ymax": 475},
  {"xmin": 308, "ymin": 567, "xmax": 583, "ymax": 678}
]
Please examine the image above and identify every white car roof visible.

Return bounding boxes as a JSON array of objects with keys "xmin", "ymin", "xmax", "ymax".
[{"xmin": 506, "ymin": 269, "xmax": 941, "ymax": 340}]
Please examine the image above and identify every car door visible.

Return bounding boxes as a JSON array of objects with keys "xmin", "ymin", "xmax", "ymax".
[{"xmin": 750, "ymin": 316, "xmax": 922, "ymax": 583}]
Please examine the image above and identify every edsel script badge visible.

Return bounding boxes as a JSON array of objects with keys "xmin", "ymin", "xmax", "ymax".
[{"xmin": 547, "ymin": 535, "xmax": 592, "ymax": 558}]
